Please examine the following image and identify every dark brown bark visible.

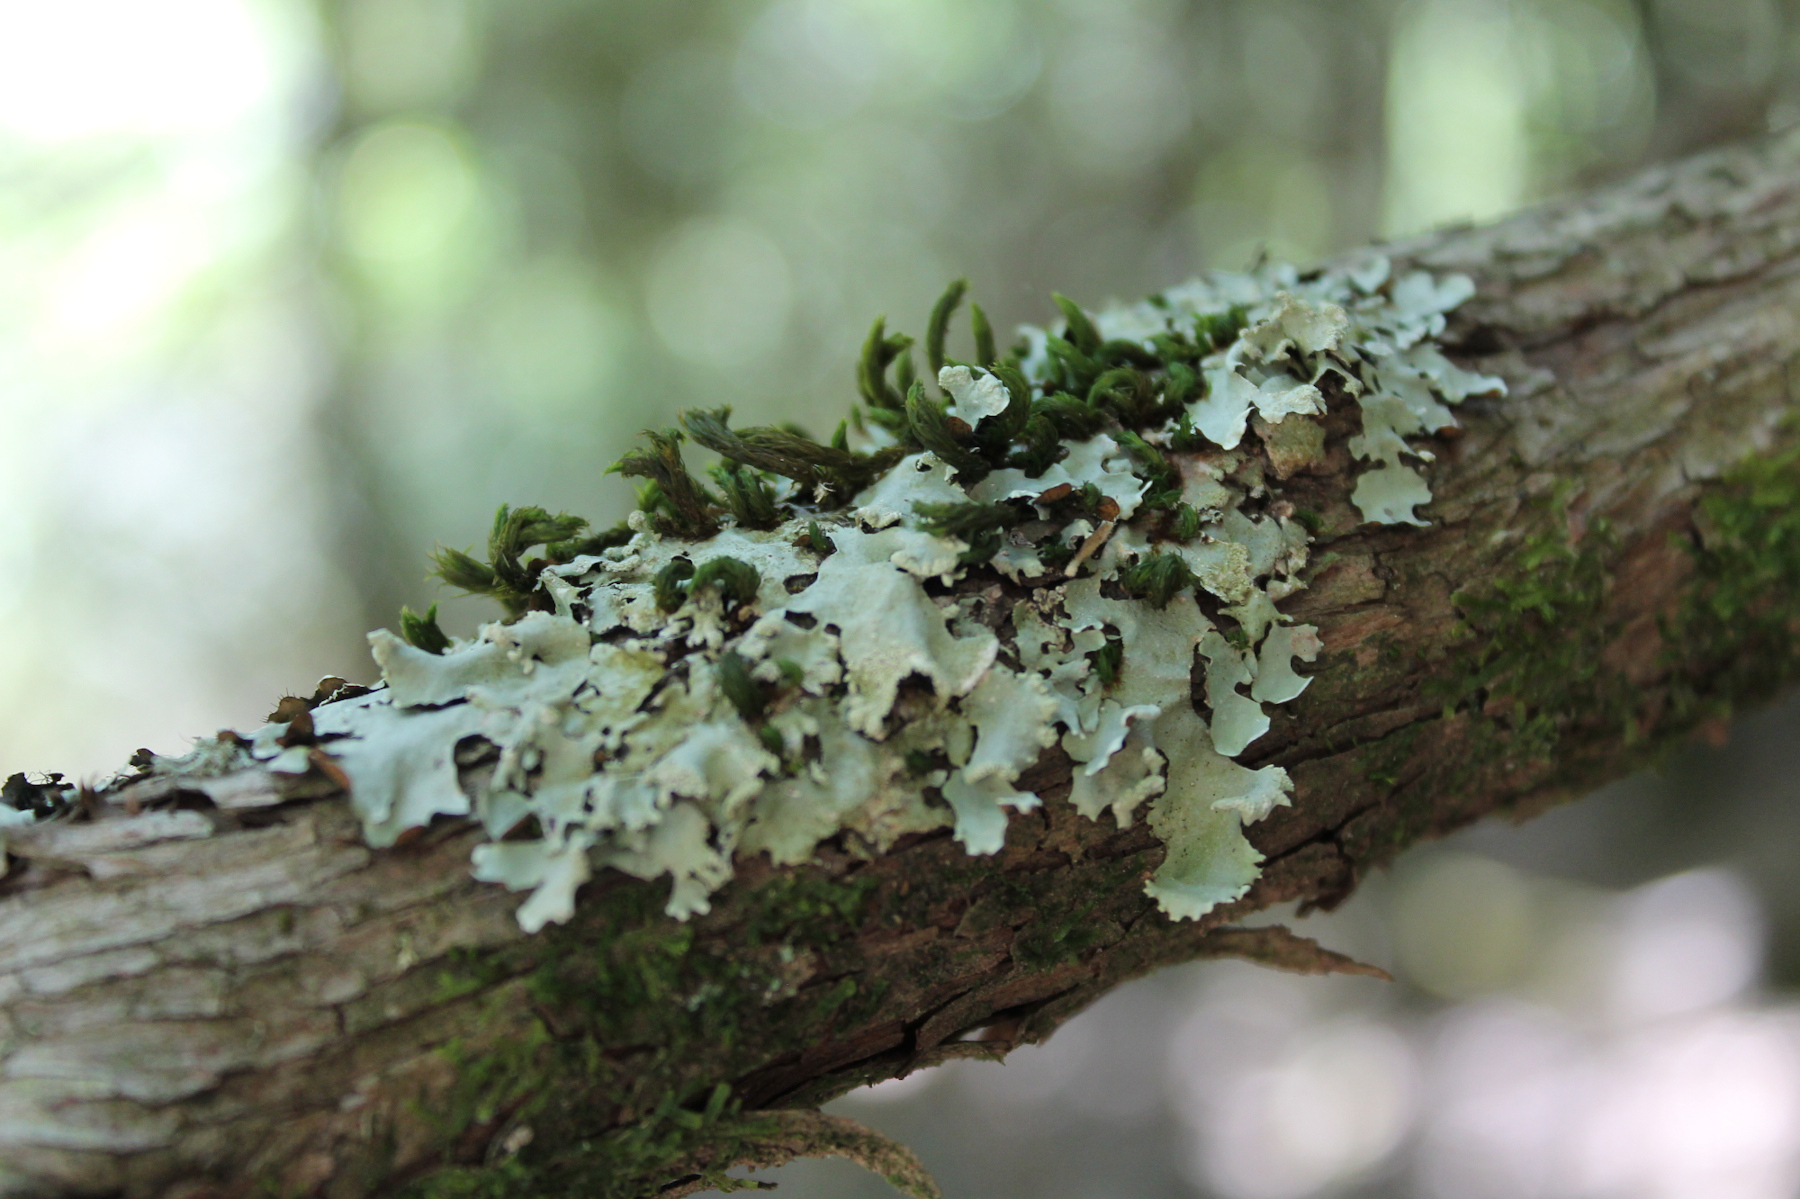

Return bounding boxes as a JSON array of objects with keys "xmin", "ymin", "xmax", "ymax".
[{"xmin": 6, "ymin": 129, "xmax": 1800, "ymax": 1199}]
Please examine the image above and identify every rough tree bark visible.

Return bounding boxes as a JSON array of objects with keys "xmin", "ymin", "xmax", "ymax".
[{"xmin": 6, "ymin": 129, "xmax": 1800, "ymax": 1199}]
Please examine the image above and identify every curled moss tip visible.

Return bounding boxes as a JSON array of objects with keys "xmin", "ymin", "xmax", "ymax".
[
  {"xmin": 987, "ymin": 362, "xmax": 1034, "ymax": 442},
  {"xmin": 550, "ymin": 520, "xmax": 635, "ymax": 560},
  {"xmin": 1009, "ymin": 411, "xmax": 1066, "ymax": 478},
  {"xmin": 1088, "ymin": 366, "xmax": 1161, "ymax": 425},
  {"xmin": 857, "ymin": 316, "xmax": 914, "ymax": 415},
  {"xmin": 905, "ymin": 380, "xmax": 989, "ymax": 481},
  {"xmin": 1052, "ymin": 292, "xmax": 1101, "ymax": 355},
  {"xmin": 1033, "ymin": 391, "xmax": 1107, "ymax": 441},
  {"xmin": 428, "ymin": 503, "xmax": 597, "ymax": 615},
  {"xmin": 610, "ymin": 428, "xmax": 719, "ymax": 539},
  {"xmin": 1164, "ymin": 360, "xmax": 1199, "ymax": 406},
  {"xmin": 690, "ymin": 556, "xmax": 761, "ymax": 608},
  {"xmin": 399, "ymin": 602, "xmax": 451, "ymax": 654},
  {"xmin": 490, "ymin": 504, "xmax": 588, "ymax": 589},
  {"xmin": 970, "ymin": 301, "xmax": 997, "ymax": 368},
  {"xmin": 1115, "ymin": 429, "xmax": 1179, "ymax": 503},
  {"xmin": 653, "ymin": 558, "xmax": 695, "ymax": 612},
  {"xmin": 926, "ymin": 277, "xmax": 969, "ymax": 376}
]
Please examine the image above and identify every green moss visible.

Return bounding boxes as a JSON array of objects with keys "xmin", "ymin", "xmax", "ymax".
[
  {"xmin": 1442, "ymin": 504, "xmax": 1624, "ymax": 760},
  {"xmin": 1361, "ymin": 722, "xmax": 1423, "ymax": 792},
  {"xmin": 1172, "ymin": 502, "xmax": 1203, "ymax": 541},
  {"xmin": 689, "ymin": 556, "xmax": 761, "ymax": 609},
  {"xmin": 610, "ymin": 428, "xmax": 721, "ymax": 539},
  {"xmin": 741, "ymin": 871, "xmax": 878, "ymax": 943},
  {"xmin": 1092, "ymin": 636, "xmax": 1123, "ymax": 687},
  {"xmin": 1444, "ymin": 440, "xmax": 1800, "ymax": 760},
  {"xmin": 421, "ymin": 1017, "xmax": 555, "ymax": 1148},
  {"xmin": 905, "ymin": 380, "xmax": 990, "ymax": 479},
  {"xmin": 911, "ymin": 499, "xmax": 1026, "ymax": 564},
  {"xmin": 408, "ymin": 1083, "xmax": 780, "ymax": 1199},
  {"xmin": 1012, "ymin": 898, "xmax": 1110, "ymax": 971},
  {"xmin": 855, "ymin": 316, "xmax": 915, "ymax": 431},
  {"xmin": 1332, "ymin": 440, "xmax": 1800, "ymax": 872},
  {"xmin": 1114, "ymin": 428, "xmax": 1180, "ymax": 505},
  {"xmin": 1118, "ymin": 551, "xmax": 1198, "ymax": 609},
  {"xmin": 399, "ymin": 871, "xmax": 880, "ymax": 1199},
  {"xmin": 429, "ymin": 504, "xmax": 600, "ymax": 617},
  {"xmin": 711, "ymin": 462, "xmax": 782, "ymax": 531},
  {"xmin": 681, "ymin": 405, "xmax": 896, "ymax": 500},
  {"xmin": 400, "ymin": 1159, "xmax": 536, "ymax": 1199},
  {"xmin": 432, "ymin": 946, "xmax": 506, "ymax": 1006},
  {"xmin": 1345, "ymin": 441, "xmax": 1800, "ymax": 866},
  {"xmin": 926, "ymin": 278, "xmax": 969, "ymax": 376},
  {"xmin": 717, "ymin": 651, "xmax": 768, "ymax": 722},
  {"xmin": 1669, "ymin": 441, "xmax": 1800, "ymax": 719},
  {"xmin": 400, "ymin": 602, "xmax": 452, "ymax": 654}
]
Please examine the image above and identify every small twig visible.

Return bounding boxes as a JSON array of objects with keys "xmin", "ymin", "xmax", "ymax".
[{"xmin": 1065, "ymin": 519, "xmax": 1115, "ymax": 576}]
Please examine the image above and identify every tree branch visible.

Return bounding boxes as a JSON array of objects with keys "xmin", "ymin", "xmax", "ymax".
[{"xmin": 6, "ymin": 129, "xmax": 1800, "ymax": 1199}]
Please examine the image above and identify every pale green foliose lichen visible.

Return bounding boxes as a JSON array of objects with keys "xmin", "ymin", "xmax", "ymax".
[{"xmin": 233, "ymin": 258, "xmax": 1498, "ymax": 932}]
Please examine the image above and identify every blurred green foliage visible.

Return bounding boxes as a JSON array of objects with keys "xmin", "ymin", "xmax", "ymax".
[{"xmin": 307, "ymin": 0, "xmax": 1800, "ymax": 640}]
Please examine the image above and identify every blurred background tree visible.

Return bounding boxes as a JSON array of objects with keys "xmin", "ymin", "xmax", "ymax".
[{"xmin": 3, "ymin": 1, "xmax": 1800, "ymax": 1195}]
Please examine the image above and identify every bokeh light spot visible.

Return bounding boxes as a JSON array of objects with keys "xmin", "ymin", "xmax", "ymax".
[
  {"xmin": 1395, "ymin": 854, "xmax": 1537, "ymax": 999},
  {"xmin": 646, "ymin": 216, "xmax": 792, "ymax": 370},
  {"xmin": 337, "ymin": 121, "xmax": 482, "ymax": 269}
]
